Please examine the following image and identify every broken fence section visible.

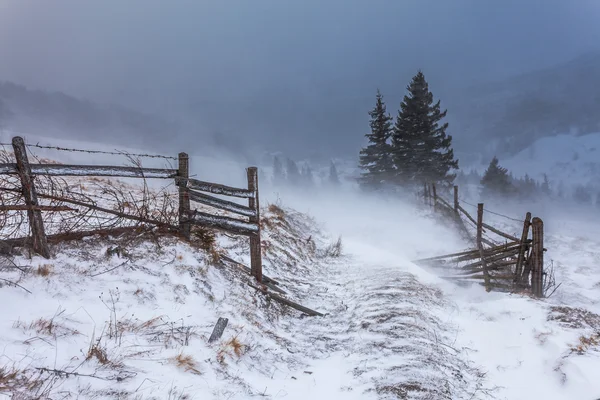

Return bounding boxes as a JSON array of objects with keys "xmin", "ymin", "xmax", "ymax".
[{"xmin": 417, "ymin": 183, "xmax": 545, "ymax": 297}]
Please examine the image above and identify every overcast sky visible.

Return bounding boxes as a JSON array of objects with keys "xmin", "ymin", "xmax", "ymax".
[{"xmin": 0, "ymin": 0, "xmax": 599, "ymax": 155}]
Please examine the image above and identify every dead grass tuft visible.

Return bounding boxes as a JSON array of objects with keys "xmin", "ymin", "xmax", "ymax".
[
  {"xmin": 217, "ymin": 335, "xmax": 247, "ymax": 364},
  {"xmin": 86, "ymin": 342, "xmax": 110, "ymax": 365},
  {"xmin": 34, "ymin": 264, "xmax": 53, "ymax": 277},
  {"xmin": 13, "ymin": 317, "xmax": 79, "ymax": 338},
  {"xmin": 268, "ymin": 204, "xmax": 286, "ymax": 219},
  {"xmin": 0, "ymin": 364, "xmax": 44, "ymax": 394},
  {"xmin": 377, "ymin": 382, "xmax": 429, "ymax": 399},
  {"xmin": 571, "ymin": 333, "xmax": 600, "ymax": 355},
  {"xmin": 170, "ymin": 353, "xmax": 201, "ymax": 375},
  {"xmin": 548, "ymin": 306, "xmax": 600, "ymax": 330},
  {"xmin": 322, "ymin": 236, "xmax": 343, "ymax": 258}
]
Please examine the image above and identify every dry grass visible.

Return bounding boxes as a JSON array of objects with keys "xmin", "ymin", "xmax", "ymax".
[
  {"xmin": 34, "ymin": 264, "xmax": 53, "ymax": 277},
  {"xmin": 170, "ymin": 353, "xmax": 202, "ymax": 375},
  {"xmin": 217, "ymin": 336, "xmax": 247, "ymax": 364},
  {"xmin": 548, "ymin": 306, "xmax": 600, "ymax": 330},
  {"xmin": 571, "ymin": 333, "xmax": 600, "ymax": 355},
  {"xmin": 86, "ymin": 342, "xmax": 110, "ymax": 365},
  {"xmin": 322, "ymin": 236, "xmax": 343, "ymax": 258},
  {"xmin": 13, "ymin": 317, "xmax": 79, "ymax": 338},
  {"xmin": 0, "ymin": 365, "xmax": 44, "ymax": 394}
]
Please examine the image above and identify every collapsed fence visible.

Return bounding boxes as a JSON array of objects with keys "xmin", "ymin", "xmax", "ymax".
[
  {"xmin": 415, "ymin": 183, "xmax": 548, "ymax": 298},
  {"xmin": 0, "ymin": 136, "xmax": 264, "ymax": 282}
]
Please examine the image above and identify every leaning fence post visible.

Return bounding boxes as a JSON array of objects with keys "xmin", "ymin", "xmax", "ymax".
[
  {"xmin": 12, "ymin": 136, "xmax": 50, "ymax": 258},
  {"xmin": 477, "ymin": 203, "xmax": 491, "ymax": 292},
  {"xmin": 453, "ymin": 186, "xmax": 459, "ymax": 214},
  {"xmin": 247, "ymin": 167, "xmax": 262, "ymax": 283},
  {"xmin": 177, "ymin": 152, "xmax": 191, "ymax": 239},
  {"xmin": 515, "ymin": 212, "xmax": 532, "ymax": 286},
  {"xmin": 530, "ymin": 217, "xmax": 544, "ymax": 297}
]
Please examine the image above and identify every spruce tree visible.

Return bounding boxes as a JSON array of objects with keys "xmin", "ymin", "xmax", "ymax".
[
  {"xmin": 286, "ymin": 158, "xmax": 300, "ymax": 186},
  {"xmin": 391, "ymin": 71, "xmax": 458, "ymax": 187},
  {"xmin": 272, "ymin": 156, "xmax": 285, "ymax": 186},
  {"xmin": 329, "ymin": 161, "xmax": 340, "ymax": 186},
  {"xmin": 480, "ymin": 157, "xmax": 513, "ymax": 196},
  {"xmin": 300, "ymin": 164, "xmax": 315, "ymax": 188},
  {"xmin": 358, "ymin": 90, "xmax": 394, "ymax": 190}
]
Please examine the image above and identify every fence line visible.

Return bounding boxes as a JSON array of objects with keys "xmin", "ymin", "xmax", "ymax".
[
  {"xmin": 0, "ymin": 136, "xmax": 264, "ymax": 282},
  {"xmin": 419, "ymin": 183, "xmax": 545, "ymax": 298}
]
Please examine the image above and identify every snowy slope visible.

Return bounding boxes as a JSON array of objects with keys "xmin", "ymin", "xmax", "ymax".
[
  {"xmin": 1, "ymin": 133, "xmax": 600, "ymax": 399},
  {"xmin": 485, "ymin": 132, "xmax": 600, "ymax": 191}
]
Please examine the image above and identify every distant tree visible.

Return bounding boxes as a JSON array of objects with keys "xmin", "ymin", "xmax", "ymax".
[
  {"xmin": 272, "ymin": 156, "xmax": 285, "ymax": 186},
  {"xmin": 480, "ymin": 157, "xmax": 513, "ymax": 196},
  {"xmin": 300, "ymin": 164, "xmax": 315, "ymax": 188},
  {"xmin": 329, "ymin": 161, "xmax": 340, "ymax": 186},
  {"xmin": 286, "ymin": 158, "xmax": 301, "ymax": 186},
  {"xmin": 573, "ymin": 184, "xmax": 593, "ymax": 204},
  {"xmin": 514, "ymin": 174, "xmax": 539, "ymax": 198},
  {"xmin": 391, "ymin": 71, "xmax": 458, "ymax": 188},
  {"xmin": 540, "ymin": 174, "xmax": 551, "ymax": 196},
  {"xmin": 358, "ymin": 89, "xmax": 394, "ymax": 190}
]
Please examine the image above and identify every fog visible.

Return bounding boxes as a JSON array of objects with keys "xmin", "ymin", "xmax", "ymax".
[{"xmin": 1, "ymin": 0, "xmax": 599, "ymax": 157}]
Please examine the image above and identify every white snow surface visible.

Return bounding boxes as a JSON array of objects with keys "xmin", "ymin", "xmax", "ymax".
[{"xmin": 0, "ymin": 133, "xmax": 599, "ymax": 399}]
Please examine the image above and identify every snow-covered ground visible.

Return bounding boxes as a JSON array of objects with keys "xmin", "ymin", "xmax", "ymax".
[{"xmin": 0, "ymin": 133, "xmax": 599, "ymax": 399}]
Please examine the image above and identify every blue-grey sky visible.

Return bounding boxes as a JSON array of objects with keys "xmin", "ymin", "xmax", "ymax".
[{"xmin": 0, "ymin": 0, "xmax": 599, "ymax": 154}]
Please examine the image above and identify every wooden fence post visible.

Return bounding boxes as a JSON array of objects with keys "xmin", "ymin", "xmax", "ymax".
[
  {"xmin": 177, "ymin": 152, "xmax": 191, "ymax": 239},
  {"xmin": 432, "ymin": 183, "xmax": 437, "ymax": 212},
  {"xmin": 247, "ymin": 167, "xmax": 262, "ymax": 283},
  {"xmin": 12, "ymin": 136, "xmax": 50, "ymax": 258},
  {"xmin": 453, "ymin": 186, "xmax": 459, "ymax": 214},
  {"xmin": 477, "ymin": 203, "xmax": 491, "ymax": 291},
  {"xmin": 530, "ymin": 217, "xmax": 544, "ymax": 297},
  {"xmin": 514, "ymin": 212, "xmax": 532, "ymax": 286}
]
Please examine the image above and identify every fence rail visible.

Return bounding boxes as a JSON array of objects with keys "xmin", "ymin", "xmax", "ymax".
[
  {"xmin": 416, "ymin": 183, "xmax": 545, "ymax": 297},
  {"xmin": 0, "ymin": 136, "xmax": 264, "ymax": 282}
]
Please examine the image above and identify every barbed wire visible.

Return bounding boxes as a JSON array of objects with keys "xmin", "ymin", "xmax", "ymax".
[
  {"xmin": 458, "ymin": 197, "xmax": 523, "ymax": 223},
  {"xmin": 0, "ymin": 142, "xmax": 177, "ymax": 161}
]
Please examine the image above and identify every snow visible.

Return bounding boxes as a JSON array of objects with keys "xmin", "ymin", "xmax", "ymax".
[{"xmin": 1, "ymin": 133, "xmax": 600, "ymax": 399}]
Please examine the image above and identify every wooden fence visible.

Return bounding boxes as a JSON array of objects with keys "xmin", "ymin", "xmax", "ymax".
[
  {"xmin": 415, "ymin": 183, "xmax": 546, "ymax": 297},
  {"xmin": 0, "ymin": 136, "xmax": 264, "ymax": 282}
]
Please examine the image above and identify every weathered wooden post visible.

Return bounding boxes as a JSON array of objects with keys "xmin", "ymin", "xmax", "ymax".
[
  {"xmin": 432, "ymin": 183, "xmax": 437, "ymax": 212},
  {"xmin": 247, "ymin": 167, "xmax": 262, "ymax": 283},
  {"xmin": 453, "ymin": 186, "xmax": 459, "ymax": 214},
  {"xmin": 515, "ymin": 212, "xmax": 532, "ymax": 286},
  {"xmin": 530, "ymin": 217, "xmax": 544, "ymax": 297},
  {"xmin": 477, "ymin": 203, "xmax": 491, "ymax": 291},
  {"xmin": 208, "ymin": 317, "xmax": 229, "ymax": 343},
  {"xmin": 177, "ymin": 152, "xmax": 191, "ymax": 239},
  {"xmin": 12, "ymin": 136, "xmax": 50, "ymax": 258}
]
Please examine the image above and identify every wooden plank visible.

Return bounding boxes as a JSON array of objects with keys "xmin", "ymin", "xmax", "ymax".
[
  {"xmin": 481, "ymin": 222, "xmax": 520, "ymax": 242},
  {"xmin": 413, "ymin": 241, "xmax": 520, "ymax": 264},
  {"xmin": 177, "ymin": 177, "xmax": 254, "ymax": 199},
  {"xmin": 5, "ymin": 226, "xmax": 146, "ymax": 247},
  {"xmin": 457, "ymin": 204, "xmax": 478, "ymax": 227},
  {"xmin": 247, "ymin": 167, "xmax": 262, "ymax": 282},
  {"xmin": 514, "ymin": 212, "xmax": 532, "ymax": 285},
  {"xmin": 188, "ymin": 189, "xmax": 256, "ymax": 218},
  {"xmin": 220, "ymin": 255, "xmax": 280, "ymax": 285},
  {"xmin": 249, "ymin": 283, "xmax": 323, "ymax": 316},
  {"xmin": 208, "ymin": 317, "xmax": 229, "ymax": 343},
  {"xmin": 460, "ymin": 249, "xmax": 520, "ymax": 270},
  {"xmin": 531, "ymin": 217, "xmax": 544, "ymax": 297},
  {"xmin": 178, "ymin": 153, "xmax": 191, "ymax": 239},
  {"xmin": 189, "ymin": 210, "xmax": 258, "ymax": 236},
  {"xmin": 0, "ymin": 163, "xmax": 177, "ymax": 179},
  {"xmin": 12, "ymin": 137, "xmax": 50, "ymax": 258}
]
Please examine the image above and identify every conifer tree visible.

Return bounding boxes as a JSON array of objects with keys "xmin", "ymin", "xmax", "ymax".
[
  {"xmin": 286, "ymin": 158, "xmax": 300, "ymax": 186},
  {"xmin": 480, "ymin": 157, "xmax": 513, "ymax": 196},
  {"xmin": 358, "ymin": 90, "xmax": 394, "ymax": 190},
  {"xmin": 391, "ymin": 71, "xmax": 458, "ymax": 187},
  {"xmin": 272, "ymin": 156, "xmax": 285, "ymax": 186},
  {"xmin": 329, "ymin": 161, "xmax": 340, "ymax": 186},
  {"xmin": 300, "ymin": 164, "xmax": 315, "ymax": 188}
]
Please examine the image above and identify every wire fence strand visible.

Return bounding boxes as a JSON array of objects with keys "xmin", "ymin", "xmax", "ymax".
[
  {"xmin": 0, "ymin": 142, "xmax": 177, "ymax": 161},
  {"xmin": 458, "ymin": 197, "xmax": 523, "ymax": 223}
]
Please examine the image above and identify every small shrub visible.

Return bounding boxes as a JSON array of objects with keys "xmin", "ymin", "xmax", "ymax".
[
  {"xmin": 322, "ymin": 236, "xmax": 342, "ymax": 258},
  {"xmin": 34, "ymin": 264, "xmax": 53, "ymax": 277}
]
